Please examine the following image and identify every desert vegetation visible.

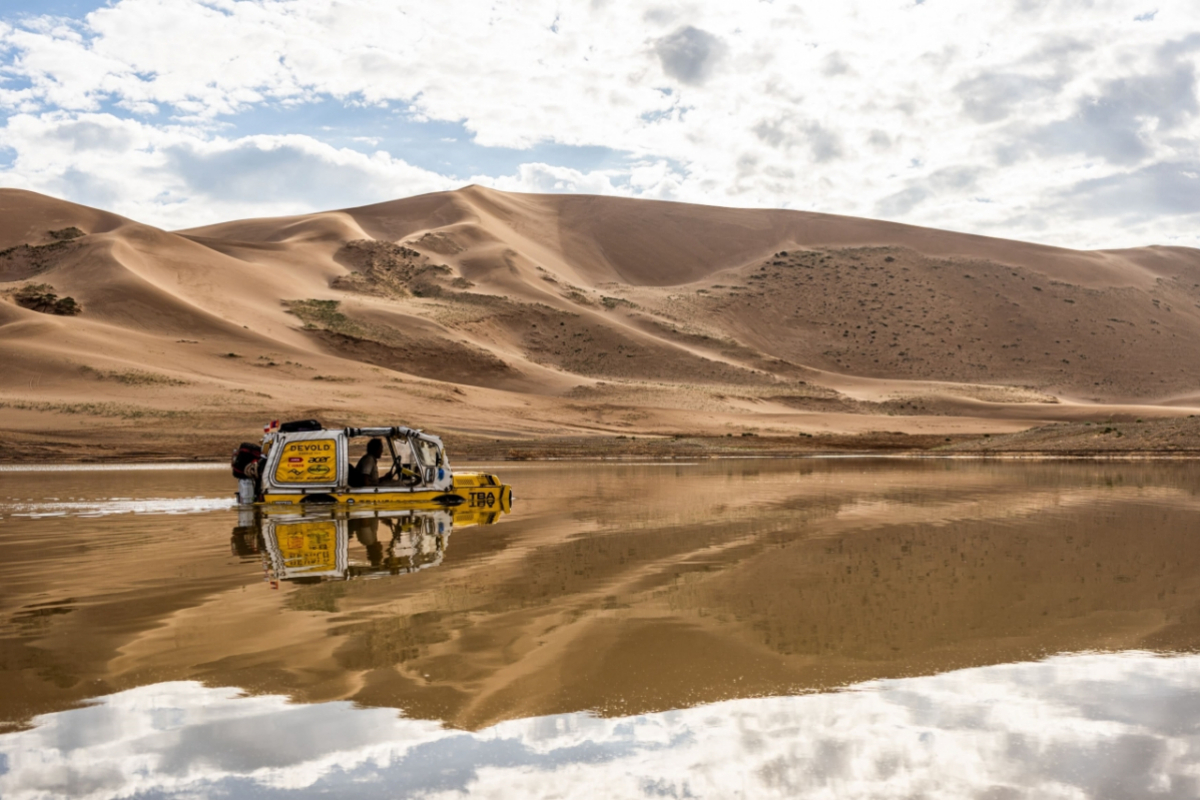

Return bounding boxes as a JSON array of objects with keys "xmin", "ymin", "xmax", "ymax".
[{"xmin": 10, "ymin": 283, "xmax": 81, "ymax": 315}]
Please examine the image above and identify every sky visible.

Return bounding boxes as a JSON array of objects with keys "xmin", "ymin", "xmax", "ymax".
[{"xmin": 0, "ymin": 0, "xmax": 1197, "ymax": 248}]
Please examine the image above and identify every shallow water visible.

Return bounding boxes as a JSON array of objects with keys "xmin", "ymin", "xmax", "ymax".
[{"xmin": 1, "ymin": 459, "xmax": 1198, "ymax": 798}]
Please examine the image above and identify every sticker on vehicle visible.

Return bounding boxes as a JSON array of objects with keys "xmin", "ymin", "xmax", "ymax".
[{"xmin": 273, "ymin": 439, "xmax": 338, "ymax": 484}]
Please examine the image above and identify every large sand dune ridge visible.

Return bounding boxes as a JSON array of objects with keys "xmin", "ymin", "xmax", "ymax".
[{"xmin": 2, "ymin": 185, "xmax": 1199, "ymax": 459}]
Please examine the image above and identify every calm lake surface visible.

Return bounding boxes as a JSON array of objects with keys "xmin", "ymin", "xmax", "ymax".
[{"xmin": 1, "ymin": 459, "xmax": 1198, "ymax": 798}]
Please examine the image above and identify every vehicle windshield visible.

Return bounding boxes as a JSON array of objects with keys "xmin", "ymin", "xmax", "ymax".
[{"xmin": 413, "ymin": 438, "xmax": 442, "ymax": 468}]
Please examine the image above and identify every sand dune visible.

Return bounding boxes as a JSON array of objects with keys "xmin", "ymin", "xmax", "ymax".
[
  {"xmin": 2, "ymin": 185, "xmax": 1199, "ymax": 459},
  {"xmin": 0, "ymin": 190, "xmax": 130, "ymax": 252}
]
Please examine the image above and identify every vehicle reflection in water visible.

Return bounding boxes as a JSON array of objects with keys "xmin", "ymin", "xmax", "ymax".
[{"xmin": 231, "ymin": 505, "xmax": 506, "ymax": 584}]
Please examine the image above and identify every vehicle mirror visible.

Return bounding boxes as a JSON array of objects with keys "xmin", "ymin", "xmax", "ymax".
[{"xmin": 425, "ymin": 467, "xmax": 435, "ymax": 484}]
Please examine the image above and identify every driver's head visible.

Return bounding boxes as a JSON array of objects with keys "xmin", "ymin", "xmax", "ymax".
[{"xmin": 367, "ymin": 438, "xmax": 384, "ymax": 458}]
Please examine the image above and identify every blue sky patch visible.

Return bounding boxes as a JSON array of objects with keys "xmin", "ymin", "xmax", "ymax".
[
  {"xmin": 1, "ymin": 1, "xmax": 110, "ymax": 22},
  {"xmin": 0, "ymin": 74, "xmax": 35, "ymax": 94},
  {"xmin": 226, "ymin": 100, "xmax": 630, "ymax": 179}
]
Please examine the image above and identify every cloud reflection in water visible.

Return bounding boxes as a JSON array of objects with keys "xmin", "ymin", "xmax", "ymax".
[{"xmin": 1, "ymin": 651, "xmax": 1197, "ymax": 799}]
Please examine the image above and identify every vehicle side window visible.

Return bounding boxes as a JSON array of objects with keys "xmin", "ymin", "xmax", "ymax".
[{"xmin": 347, "ymin": 437, "xmax": 397, "ymax": 487}]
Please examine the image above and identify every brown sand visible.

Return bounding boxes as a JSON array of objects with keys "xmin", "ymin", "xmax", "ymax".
[{"xmin": 2, "ymin": 185, "xmax": 1199, "ymax": 460}]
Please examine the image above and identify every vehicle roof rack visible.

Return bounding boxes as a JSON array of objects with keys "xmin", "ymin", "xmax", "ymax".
[{"xmin": 278, "ymin": 419, "xmax": 323, "ymax": 433}]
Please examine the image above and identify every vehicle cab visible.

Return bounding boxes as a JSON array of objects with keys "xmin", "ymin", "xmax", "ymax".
[{"xmin": 244, "ymin": 421, "xmax": 511, "ymax": 510}]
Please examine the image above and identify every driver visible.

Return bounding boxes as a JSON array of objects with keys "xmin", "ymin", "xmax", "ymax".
[{"xmin": 354, "ymin": 438, "xmax": 385, "ymax": 486}]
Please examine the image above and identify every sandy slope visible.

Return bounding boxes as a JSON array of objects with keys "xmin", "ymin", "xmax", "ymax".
[{"xmin": 1, "ymin": 185, "xmax": 1199, "ymax": 460}]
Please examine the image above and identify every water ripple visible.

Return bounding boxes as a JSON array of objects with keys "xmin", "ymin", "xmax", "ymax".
[{"xmin": 3, "ymin": 496, "xmax": 235, "ymax": 518}]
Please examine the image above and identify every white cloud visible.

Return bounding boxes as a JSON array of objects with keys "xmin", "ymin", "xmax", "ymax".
[
  {"xmin": 0, "ymin": 653, "xmax": 1198, "ymax": 799},
  {"xmin": 0, "ymin": 0, "xmax": 1198, "ymax": 246},
  {"xmin": 480, "ymin": 162, "xmax": 623, "ymax": 196}
]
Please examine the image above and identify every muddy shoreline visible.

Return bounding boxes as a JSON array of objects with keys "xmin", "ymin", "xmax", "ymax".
[{"xmin": 4, "ymin": 423, "xmax": 1200, "ymax": 464}]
